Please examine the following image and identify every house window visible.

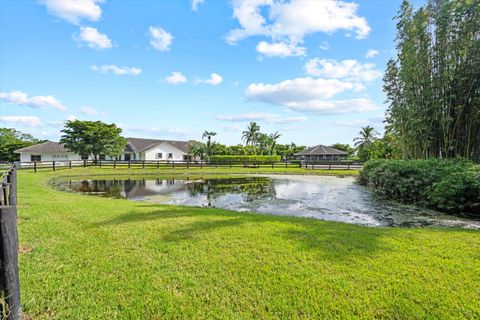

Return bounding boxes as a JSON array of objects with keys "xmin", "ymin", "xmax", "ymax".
[
  {"xmin": 99, "ymin": 154, "xmax": 106, "ymax": 160},
  {"xmin": 81, "ymin": 155, "xmax": 89, "ymax": 160},
  {"xmin": 183, "ymin": 155, "xmax": 189, "ymax": 161},
  {"xmin": 156, "ymin": 153, "xmax": 163, "ymax": 159},
  {"xmin": 168, "ymin": 153, "xmax": 173, "ymax": 159},
  {"xmin": 124, "ymin": 154, "xmax": 131, "ymax": 161},
  {"xmin": 31, "ymin": 155, "xmax": 41, "ymax": 162}
]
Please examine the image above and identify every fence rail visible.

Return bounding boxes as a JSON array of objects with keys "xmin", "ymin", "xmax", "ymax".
[
  {"xmin": 0, "ymin": 165, "xmax": 20, "ymax": 320},
  {"xmin": 17, "ymin": 159, "xmax": 363, "ymax": 172}
]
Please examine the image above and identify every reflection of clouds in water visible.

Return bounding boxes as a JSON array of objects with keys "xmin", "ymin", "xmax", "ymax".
[{"xmin": 58, "ymin": 176, "xmax": 480, "ymax": 229}]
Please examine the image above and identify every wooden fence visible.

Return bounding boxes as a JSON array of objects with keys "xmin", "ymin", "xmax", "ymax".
[
  {"xmin": 0, "ymin": 165, "xmax": 20, "ymax": 320},
  {"xmin": 17, "ymin": 160, "xmax": 363, "ymax": 172}
]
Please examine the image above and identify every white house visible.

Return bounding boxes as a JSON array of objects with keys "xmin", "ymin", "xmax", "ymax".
[{"xmin": 15, "ymin": 137, "xmax": 192, "ymax": 163}]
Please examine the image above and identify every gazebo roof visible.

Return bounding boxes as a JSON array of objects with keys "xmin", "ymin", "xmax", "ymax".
[{"xmin": 294, "ymin": 145, "xmax": 348, "ymax": 156}]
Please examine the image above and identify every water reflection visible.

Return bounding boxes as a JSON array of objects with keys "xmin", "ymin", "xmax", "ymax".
[{"xmin": 54, "ymin": 175, "xmax": 480, "ymax": 229}]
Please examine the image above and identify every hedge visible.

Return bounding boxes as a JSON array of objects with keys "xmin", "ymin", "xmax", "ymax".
[
  {"xmin": 358, "ymin": 159, "xmax": 480, "ymax": 216},
  {"xmin": 210, "ymin": 155, "xmax": 281, "ymax": 164}
]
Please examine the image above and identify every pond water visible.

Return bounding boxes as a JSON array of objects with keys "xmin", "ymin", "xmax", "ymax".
[{"xmin": 53, "ymin": 175, "xmax": 480, "ymax": 229}]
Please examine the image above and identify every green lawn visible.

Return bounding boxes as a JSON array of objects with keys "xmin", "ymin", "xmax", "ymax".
[{"xmin": 18, "ymin": 168, "xmax": 480, "ymax": 319}]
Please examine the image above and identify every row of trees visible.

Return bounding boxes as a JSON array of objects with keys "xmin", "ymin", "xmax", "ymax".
[
  {"xmin": 384, "ymin": 0, "xmax": 480, "ymax": 161},
  {"xmin": 190, "ymin": 122, "xmax": 305, "ymax": 160},
  {"xmin": 0, "ymin": 128, "xmax": 42, "ymax": 162}
]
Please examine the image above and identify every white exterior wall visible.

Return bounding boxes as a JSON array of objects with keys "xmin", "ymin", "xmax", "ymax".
[
  {"xmin": 19, "ymin": 152, "xmax": 90, "ymax": 163},
  {"xmin": 143, "ymin": 142, "xmax": 187, "ymax": 161}
]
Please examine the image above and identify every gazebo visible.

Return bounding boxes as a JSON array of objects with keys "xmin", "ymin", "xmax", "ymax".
[{"xmin": 294, "ymin": 145, "xmax": 349, "ymax": 161}]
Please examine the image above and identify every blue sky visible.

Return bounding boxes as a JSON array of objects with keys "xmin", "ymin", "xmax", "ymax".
[{"xmin": 0, "ymin": 0, "xmax": 424, "ymax": 146}]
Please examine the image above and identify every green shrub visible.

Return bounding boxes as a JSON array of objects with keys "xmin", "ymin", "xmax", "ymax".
[
  {"xmin": 210, "ymin": 155, "xmax": 281, "ymax": 164},
  {"xmin": 358, "ymin": 159, "xmax": 480, "ymax": 216}
]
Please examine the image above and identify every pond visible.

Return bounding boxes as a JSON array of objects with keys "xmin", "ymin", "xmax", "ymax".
[{"xmin": 53, "ymin": 175, "xmax": 480, "ymax": 229}]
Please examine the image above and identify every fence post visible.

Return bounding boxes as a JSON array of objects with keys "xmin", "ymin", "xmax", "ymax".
[
  {"xmin": 34, "ymin": 161, "xmax": 37, "ymax": 173},
  {"xmin": 187, "ymin": 161, "xmax": 189, "ymax": 169},
  {"xmin": 172, "ymin": 161, "xmax": 175, "ymax": 169},
  {"xmin": 99, "ymin": 160, "xmax": 102, "ymax": 168},
  {"xmin": 69, "ymin": 161, "xmax": 72, "ymax": 169},
  {"xmin": 142, "ymin": 160, "xmax": 145, "ymax": 169},
  {"xmin": 113, "ymin": 160, "xmax": 116, "ymax": 169},
  {"xmin": 215, "ymin": 161, "xmax": 217, "ymax": 169},
  {"xmin": 128, "ymin": 160, "xmax": 131, "ymax": 169},
  {"xmin": 230, "ymin": 161, "xmax": 232, "ymax": 169},
  {"xmin": 347, "ymin": 162, "xmax": 350, "ymax": 170},
  {"xmin": 0, "ymin": 169, "xmax": 21, "ymax": 320},
  {"xmin": 157, "ymin": 161, "xmax": 160, "ymax": 169},
  {"xmin": 200, "ymin": 161, "xmax": 203, "ymax": 169},
  {"xmin": 52, "ymin": 161, "xmax": 56, "ymax": 172},
  {"xmin": 271, "ymin": 161, "xmax": 274, "ymax": 169},
  {"xmin": 329, "ymin": 163, "xmax": 331, "ymax": 170},
  {"xmin": 83, "ymin": 160, "xmax": 86, "ymax": 168}
]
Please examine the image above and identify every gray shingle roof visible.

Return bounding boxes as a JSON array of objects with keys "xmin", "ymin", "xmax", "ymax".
[
  {"xmin": 294, "ymin": 145, "xmax": 349, "ymax": 156},
  {"xmin": 126, "ymin": 138, "xmax": 190, "ymax": 153},
  {"xmin": 14, "ymin": 141, "xmax": 68, "ymax": 153},
  {"xmin": 15, "ymin": 138, "xmax": 191, "ymax": 154}
]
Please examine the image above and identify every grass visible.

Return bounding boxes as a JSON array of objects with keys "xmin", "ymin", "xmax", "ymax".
[{"xmin": 18, "ymin": 168, "xmax": 480, "ymax": 319}]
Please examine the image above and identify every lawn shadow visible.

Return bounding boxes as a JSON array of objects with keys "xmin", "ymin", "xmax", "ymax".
[{"xmin": 96, "ymin": 203, "xmax": 393, "ymax": 261}]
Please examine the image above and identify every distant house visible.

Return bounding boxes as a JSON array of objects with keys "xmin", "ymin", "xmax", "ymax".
[
  {"xmin": 294, "ymin": 145, "xmax": 349, "ymax": 161},
  {"xmin": 14, "ymin": 138, "xmax": 192, "ymax": 163}
]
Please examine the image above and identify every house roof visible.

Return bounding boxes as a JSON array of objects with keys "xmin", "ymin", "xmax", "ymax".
[
  {"xmin": 294, "ymin": 145, "xmax": 349, "ymax": 156},
  {"xmin": 14, "ymin": 141, "xmax": 68, "ymax": 153},
  {"xmin": 14, "ymin": 138, "xmax": 191, "ymax": 154},
  {"xmin": 126, "ymin": 138, "xmax": 190, "ymax": 153}
]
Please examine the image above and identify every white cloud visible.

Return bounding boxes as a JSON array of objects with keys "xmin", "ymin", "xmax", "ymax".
[
  {"xmin": 198, "ymin": 73, "xmax": 223, "ymax": 85},
  {"xmin": 304, "ymin": 58, "xmax": 382, "ymax": 82},
  {"xmin": 91, "ymin": 65, "xmax": 141, "ymax": 75},
  {"xmin": 80, "ymin": 106, "xmax": 105, "ymax": 115},
  {"xmin": 256, "ymin": 41, "xmax": 306, "ymax": 57},
  {"xmin": 192, "ymin": 0, "xmax": 205, "ymax": 11},
  {"xmin": 0, "ymin": 90, "xmax": 67, "ymax": 111},
  {"xmin": 226, "ymin": 0, "xmax": 371, "ymax": 48},
  {"xmin": 41, "ymin": 0, "xmax": 103, "ymax": 25},
  {"xmin": 76, "ymin": 26, "xmax": 112, "ymax": 50},
  {"xmin": 165, "ymin": 72, "xmax": 187, "ymax": 84},
  {"xmin": 281, "ymin": 98, "xmax": 377, "ymax": 114},
  {"xmin": 149, "ymin": 26, "xmax": 173, "ymax": 51},
  {"xmin": 246, "ymin": 77, "xmax": 354, "ymax": 103},
  {"xmin": 0, "ymin": 116, "xmax": 42, "ymax": 127},
  {"xmin": 66, "ymin": 115, "xmax": 78, "ymax": 121},
  {"xmin": 366, "ymin": 49, "xmax": 379, "ymax": 58},
  {"xmin": 245, "ymin": 78, "xmax": 376, "ymax": 114},
  {"xmin": 216, "ymin": 112, "xmax": 307, "ymax": 124}
]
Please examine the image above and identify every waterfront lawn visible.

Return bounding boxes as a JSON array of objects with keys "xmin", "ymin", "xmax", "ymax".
[{"xmin": 18, "ymin": 169, "xmax": 480, "ymax": 319}]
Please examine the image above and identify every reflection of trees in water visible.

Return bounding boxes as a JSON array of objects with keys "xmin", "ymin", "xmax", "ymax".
[
  {"xmin": 185, "ymin": 178, "xmax": 275, "ymax": 202},
  {"xmin": 74, "ymin": 179, "xmax": 148, "ymax": 198}
]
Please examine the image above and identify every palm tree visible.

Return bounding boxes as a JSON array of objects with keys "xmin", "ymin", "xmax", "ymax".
[
  {"xmin": 354, "ymin": 126, "xmax": 378, "ymax": 148},
  {"xmin": 202, "ymin": 131, "xmax": 217, "ymax": 156},
  {"xmin": 189, "ymin": 142, "xmax": 208, "ymax": 161},
  {"xmin": 269, "ymin": 131, "xmax": 281, "ymax": 155},
  {"xmin": 257, "ymin": 133, "xmax": 271, "ymax": 155},
  {"xmin": 242, "ymin": 122, "xmax": 260, "ymax": 146}
]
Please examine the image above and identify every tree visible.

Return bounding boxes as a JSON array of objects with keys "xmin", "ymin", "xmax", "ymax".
[
  {"xmin": 384, "ymin": 0, "xmax": 480, "ymax": 161},
  {"xmin": 330, "ymin": 143, "xmax": 355, "ymax": 156},
  {"xmin": 202, "ymin": 130, "xmax": 217, "ymax": 156},
  {"xmin": 0, "ymin": 128, "xmax": 41, "ymax": 162},
  {"xmin": 189, "ymin": 141, "xmax": 208, "ymax": 160},
  {"xmin": 60, "ymin": 120, "xmax": 127, "ymax": 162},
  {"xmin": 269, "ymin": 131, "xmax": 281, "ymax": 155},
  {"xmin": 354, "ymin": 126, "xmax": 378, "ymax": 149},
  {"xmin": 354, "ymin": 126, "xmax": 379, "ymax": 162},
  {"xmin": 242, "ymin": 122, "xmax": 260, "ymax": 146}
]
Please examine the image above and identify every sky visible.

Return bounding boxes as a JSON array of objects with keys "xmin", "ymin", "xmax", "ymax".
[{"xmin": 0, "ymin": 0, "xmax": 425, "ymax": 147}]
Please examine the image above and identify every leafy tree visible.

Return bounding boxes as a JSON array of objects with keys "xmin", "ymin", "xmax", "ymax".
[
  {"xmin": 269, "ymin": 131, "xmax": 281, "ymax": 155},
  {"xmin": 60, "ymin": 120, "xmax": 127, "ymax": 162},
  {"xmin": 0, "ymin": 128, "xmax": 41, "ymax": 162},
  {"xmin": 189, "ymin": 141, "xmax": 208, "ymax": 160},
  {"xmin": 202, "ymin": 130, "xmax": 217, "ymax": 156},
  {"xmin": 384, "ymin": 0, "xmax": 480, "ymax": 161},
  {"xmin": 330, "ymin": 143, "xmax": 355, "ymax": 156},
  {"xmin": 242, "ymin": 122, "xmax": 260, "ymax": 146}
]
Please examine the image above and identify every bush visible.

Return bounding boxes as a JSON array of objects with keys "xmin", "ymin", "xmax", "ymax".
[
  {"xmin": 358, "ymin": 159, "xmax": 480, "ymax": 216},
  {"xmin": 210, "ymin": 155, "xmax": 281, "ymax": 164}
]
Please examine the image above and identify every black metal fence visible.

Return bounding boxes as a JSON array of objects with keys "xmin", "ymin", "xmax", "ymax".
[
  {"xmin": 18, "ymin": 160, "xmax": 363, "ymax": 173},
  {"xmin": 0, "ymin": 165, "xmax": 20, "ymax": 320}
]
